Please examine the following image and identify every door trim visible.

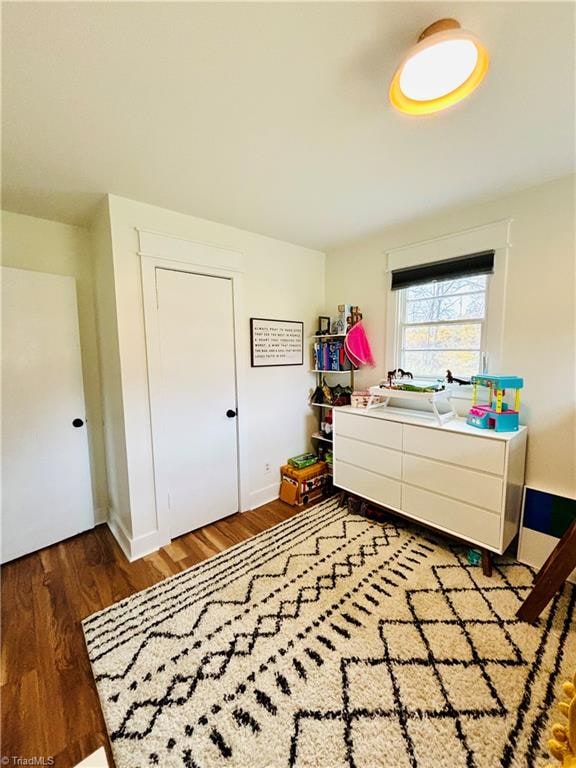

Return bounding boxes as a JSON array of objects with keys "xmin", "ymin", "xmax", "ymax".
[{"xmin": 140, "ymin": 236, "xmax": 248, "ymax": 548}]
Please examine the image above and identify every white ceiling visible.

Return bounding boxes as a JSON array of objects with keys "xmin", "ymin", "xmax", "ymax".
[{"xmin": 2, "ymin": 2, "xmax": 575, "ymax": 249}]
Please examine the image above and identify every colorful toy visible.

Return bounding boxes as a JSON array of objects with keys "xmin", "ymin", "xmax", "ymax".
[
  {"xmin": 467, "ymin": 374, "xmax": 524, "ymax": 432},
  {"xmin": 288, "ymin": 452, "xmax": 318, "ymax": 470},
  {"xmin": 466, "ymin": 548, "xmax": 482, "ymax": 566}
]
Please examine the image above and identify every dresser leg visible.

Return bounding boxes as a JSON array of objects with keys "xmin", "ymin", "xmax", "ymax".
[
  {"xmin": 481, "ymin": 549, "xmax": 493, "ymax": 577},
  {"xmin": 338, "ymin": 490, "xmax": 348, "ymax": 508}
]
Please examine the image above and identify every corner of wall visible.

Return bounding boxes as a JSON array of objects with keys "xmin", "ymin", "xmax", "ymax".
[
  {"xmin": 106, "ymin": 512, "xmax": 168, "ymax": 562},
  {"xmin": 93, "ymin": 506, "xmax": 109, "ymax": 525},
  {"xmin": 90, "ymin": 197, "xmax": 134, "ymax": 540}
]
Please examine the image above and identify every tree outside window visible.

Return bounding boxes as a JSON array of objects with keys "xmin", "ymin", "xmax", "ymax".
[{"xmin": 399, "ymin": 275, "xmax": 487, "ymax": 378}]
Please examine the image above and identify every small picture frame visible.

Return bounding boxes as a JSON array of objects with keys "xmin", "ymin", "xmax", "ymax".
[
  {"xmin": 318, "ymin": 316, "xmax": 331, "ymax": 334},
  {"xmin": 331, "ymin": 317, "xmax": 345, "ymax": 335}
]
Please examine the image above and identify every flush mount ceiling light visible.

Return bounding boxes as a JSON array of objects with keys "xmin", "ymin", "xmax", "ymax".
[{"xmin": 389, "ymin": 18, "xmax": 489, "ymax": 115}]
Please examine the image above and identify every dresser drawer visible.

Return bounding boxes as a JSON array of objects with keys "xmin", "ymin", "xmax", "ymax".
[
  {"xmin": 402, "ymin": 485, "xmax": 502, "ymax": 550},
  {"xmin": 403, "ymin": 424, "xmax": 505, "ymax": 476},
  {"xmin": 403, "ymin": 454, "xmax": 504, "ymax": 513},
  {"xmin": 334, "ymin": 460, "xmax": 401, "ymax": 511},
  {"xmin": 336, "ymin": 435, "xmax": 402, "ymax": 480},
  {"xmin": 334, "ymin": 411, "xmax": 402, "ymax": 450}
]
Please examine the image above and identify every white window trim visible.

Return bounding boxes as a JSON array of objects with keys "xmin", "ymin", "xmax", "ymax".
[{"xmin": 385, "ymin": 220, "xmax": 512, "ymax": 398}]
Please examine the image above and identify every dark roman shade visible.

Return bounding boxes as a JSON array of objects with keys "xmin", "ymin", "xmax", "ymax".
[{"xmin": 391, "ymin": 250, "xmax": 495, "ymax": 291}]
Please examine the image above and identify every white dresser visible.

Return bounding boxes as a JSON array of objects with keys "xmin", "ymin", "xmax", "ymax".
[{"xmin": 333, "ymin": 406, "xmax": 527, "ymax": 554}]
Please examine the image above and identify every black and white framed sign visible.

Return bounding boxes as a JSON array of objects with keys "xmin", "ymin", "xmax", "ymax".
[{"xmin": 250, "ymin": 318, "xmax": 304, "ymax": 367}]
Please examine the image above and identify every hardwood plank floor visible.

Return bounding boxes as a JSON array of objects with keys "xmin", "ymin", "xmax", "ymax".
[{"xmin": 1, "ymin": 500, "xmax": 305, "ymax": 767}]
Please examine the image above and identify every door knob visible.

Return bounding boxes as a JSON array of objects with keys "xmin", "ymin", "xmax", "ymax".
[
  {"xmin": 226, "ymin": 409, "xmax": 237, "ymax": 418},
  {"xmin": 72, "ymin": 418, "xmax": 84, "ymax": 428}
]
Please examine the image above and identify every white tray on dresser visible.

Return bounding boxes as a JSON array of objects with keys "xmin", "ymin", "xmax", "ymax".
[
  {"xmin": 367, "ymin": 384, "xmax": 456, "ymax": 424},
  {"xmin": 333, "ymin": 406, "xmax": 527, "ymax": 557}
]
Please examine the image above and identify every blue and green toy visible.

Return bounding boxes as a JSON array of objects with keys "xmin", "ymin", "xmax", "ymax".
[{"xmin": 466, "ymin": 374, "xmax": 524, "ymax": 432}]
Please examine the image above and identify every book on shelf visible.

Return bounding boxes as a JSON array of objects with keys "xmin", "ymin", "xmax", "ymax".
[{"xmin": 313, "ymin": 339, "xmax": 352, "ymax": 372}]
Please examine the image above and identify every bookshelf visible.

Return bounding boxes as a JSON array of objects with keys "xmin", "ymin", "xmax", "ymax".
[
  {"xmin": 310, "ymin": 333, "xmax": 356, "ymax": 466},
  {"xmin": 311, "ymin": 432, "xmax": 333, "ymax": 443}
]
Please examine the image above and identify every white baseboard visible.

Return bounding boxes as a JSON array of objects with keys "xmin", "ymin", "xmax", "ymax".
[
  {"xmin": 106, "ymin": 483, "xmax": 283, "ymax": 560},
  {"xmin": 249, "ymin": 482, "xmax": 279, "ymax": 510},
  {"xmin": 106, "ymin": 514, "xmax": 132, "ymax": 560},
  {"xmin": 107, "ymin": 513, "xmax": 168, "ymax": 562},
  {"xmin": 130, "ymin": 528, "xmax": 168, "ymax": 560}
]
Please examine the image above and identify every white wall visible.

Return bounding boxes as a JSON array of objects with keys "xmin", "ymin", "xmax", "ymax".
[
  {"xmin": 1, "ymin": 210, "xmax": 109, "ymax": 519},
  {"xmin": 325, "ymin": 174, "xmax": 576, "ymax": 499},
  {"xmin": 95, "ymin": 194, "xmax": 324, "ymax": 556},
  {"xmin": 91, "ymin": 199, "xmax": 132, "ymax": 538},
  {"xmin": 6, "ymin": 175, "xmax": 573, "ymax": 559}
]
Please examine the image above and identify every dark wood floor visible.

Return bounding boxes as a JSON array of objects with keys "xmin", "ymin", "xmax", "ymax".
[{"xmin": 1, "ymin": 500, "xmax": 304, "ymax": 767}]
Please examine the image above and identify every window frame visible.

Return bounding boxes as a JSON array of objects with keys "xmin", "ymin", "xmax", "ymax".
[
  {"xmin": 395, "ymin": 275, "xmax": 491, "ymax": 380},
  {"xmin": 384, "ymin": 220, "xmax": 512, "ymax": 394}
]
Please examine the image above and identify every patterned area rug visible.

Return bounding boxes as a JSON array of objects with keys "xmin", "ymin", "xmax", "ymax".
[{"xmin": 83, "ymin": 499, "xmax": 576, "ymax": 768}]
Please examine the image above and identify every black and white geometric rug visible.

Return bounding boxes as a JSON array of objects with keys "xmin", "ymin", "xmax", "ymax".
[{"xmin": 83, "ymin": 499, "xmax": 576, "ymax": 768}]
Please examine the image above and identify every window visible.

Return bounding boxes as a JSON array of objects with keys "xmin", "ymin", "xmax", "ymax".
[
  {"xmin": 386, "ymin": 222, "xmax": 509, "ymax": 382},
  {"xmin": 398, "ymin": 274, "xmax": 488, "ymax": 378}
]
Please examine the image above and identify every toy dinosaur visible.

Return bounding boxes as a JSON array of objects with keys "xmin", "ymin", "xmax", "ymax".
[{"xmin": 547, "ymin": 672, "xmax": 576, "ymax": 768}]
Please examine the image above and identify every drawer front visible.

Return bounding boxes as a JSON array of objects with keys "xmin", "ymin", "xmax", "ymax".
[
  {"xmin": 334, "ymin": 411, "xmax": 402, "ymax": 450},
  {"xmin": 336, "ymin": 435, "xmax": 402, "ymax": 480},
  {"xmin": 403, "ymin": 454, "xmax": 504, "ymax": 513},
  {"xmin": 403, "ymin": 424, "xmax": 505, "ymax": 476},
  {"xmin": 334, "ymin": 460, "xmax": 401, "ymax": 511},
  {"xmin": 402, "ymin": 484, "xmax": 502, "ymax": 550}
]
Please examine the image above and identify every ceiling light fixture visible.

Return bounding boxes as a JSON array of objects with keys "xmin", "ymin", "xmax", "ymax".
[{"xmin": 389, "ymin": 18, "xmax": 489, "ymax": 115}]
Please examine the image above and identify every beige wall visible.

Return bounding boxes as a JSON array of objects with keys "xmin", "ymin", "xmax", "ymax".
[
  {"xmin": 1, "ymin": 210, "xmax": 108, "ymax": 515},
  {"xmin": 326, "ymin": 174, "xmax": 576, "ymax": 498},
  {"xmin": 90, "ymin": 199, "xmax": 131, "ymax": 535},
  {"xmin": 5, "ymin": 174, "xmax": 573, "ymax": 553},
  {"xmin": 93, "ymin": 194, "xmax": 325, "ymax": 555}
]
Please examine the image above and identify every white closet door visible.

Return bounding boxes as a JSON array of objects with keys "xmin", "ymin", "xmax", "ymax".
[
  {"xmin": 155, "ymin": 268, "xmax": 239, "ymax": 538},
  {"xmin": 1, "ymin": 267, "xmax": 94, "ymax": 563}
]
